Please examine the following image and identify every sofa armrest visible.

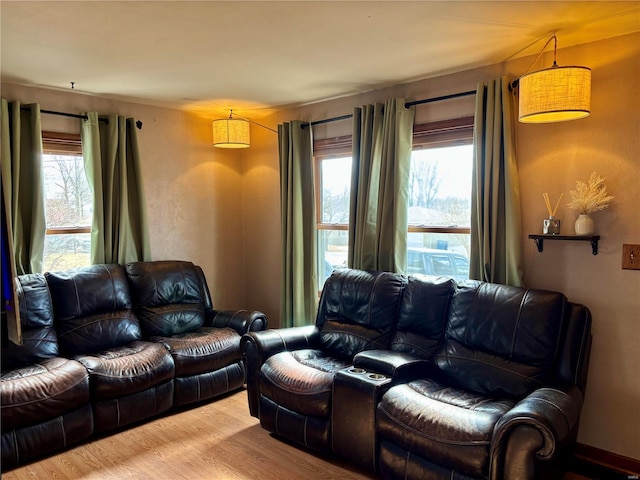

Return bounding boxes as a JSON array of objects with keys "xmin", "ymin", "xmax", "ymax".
[
  {"xmin": 240, "ymin": 326, "xmax": 321, "ymax": 418},
  {"xmin": 490, "ymin": 385, "xmax": 584, "ymax": 480},
  {"xmin": 241, "ymin": 325, "xmax": 321, "ymax": 360},
  {"xmin": 210, "ymin": 309, "xmax": 267, "ymax": 335},
  {"xmin": 353, "ymin": 350, "xmax": 430, "ymax": 379}
]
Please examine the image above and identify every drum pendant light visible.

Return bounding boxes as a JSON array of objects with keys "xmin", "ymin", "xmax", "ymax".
[
  {"xmin": 213, "ymin": 110, "xmax": 250, "ymax": 148},
  {"xmin": 517, "ymin": 33, "xmax": 591, "ymax": 123}
]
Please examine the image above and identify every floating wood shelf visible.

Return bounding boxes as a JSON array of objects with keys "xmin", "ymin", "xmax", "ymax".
[{"xmin": 528, "ymin": 234, "xmax": 600, "ymax": 255}]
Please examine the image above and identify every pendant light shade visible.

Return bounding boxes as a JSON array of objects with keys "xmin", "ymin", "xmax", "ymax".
[
  {"xmin": 212, "ymin": 113, "xmax": 250, "ymax": 148},
  {"xmin": 519, "ymin": 65, "xmax": 591, "ymax": 123},
  {"xmin": 516, "ymin": 33, "xmax": 592, "ymax": 124}
]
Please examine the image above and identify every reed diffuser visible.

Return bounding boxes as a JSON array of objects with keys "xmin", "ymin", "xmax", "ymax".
[{"xmin": 542, "ymin": 192, "xmax": 563, "ymax": 234}]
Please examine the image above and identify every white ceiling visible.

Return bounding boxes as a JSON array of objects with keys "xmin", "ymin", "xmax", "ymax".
[{"xmin": 1, "ymin": 1, "xmax": 639, "ymax": 118}]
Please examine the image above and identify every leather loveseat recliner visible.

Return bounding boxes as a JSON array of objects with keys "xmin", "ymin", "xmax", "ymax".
[
  {"xmin": 242, "ymin": 268, "xmax": 592, "ymax": 480},
  {"xmin": 1, "ymin": 260, "xmax": 267, "ymax": 470}
]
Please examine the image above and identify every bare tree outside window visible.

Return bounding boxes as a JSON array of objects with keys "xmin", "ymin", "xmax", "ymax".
[
  {"xmin": 408, "ymin": 158, "xmax": 441, "ymax": 209},
  {"xmin": 322, "ymin": 187, "xmax": 350, "ymax": 224},
  {"xmin": 44, "ymin": 155, "xmax": 92, "ymax": 227}
]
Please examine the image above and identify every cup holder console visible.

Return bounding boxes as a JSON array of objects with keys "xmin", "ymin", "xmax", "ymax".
[
  {"xmin": 334, "ymin": 365, "xmax": 393, "ymax": 470},
  {"xmin": 346, "ymin": 366, "xmax": 387, "ymax": 381}
]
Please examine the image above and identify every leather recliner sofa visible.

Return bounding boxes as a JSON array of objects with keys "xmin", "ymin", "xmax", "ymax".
[
  {"xmin": 241, "ymin": 268, "xmax": 592, "ymax": 480},
  {"xmin": 1, "ymin": 260, "xmax": 267, "ymax": 469}
]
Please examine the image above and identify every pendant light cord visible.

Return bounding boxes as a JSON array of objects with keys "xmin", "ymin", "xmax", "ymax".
[
  {"xmin": 523, "ymin": 32, "xmax": 558, "ymax": 75},
  {"xmin": 230, "ymin": 111, "xmax": 278, "ymax": 133},
  {"xmin": 511, "ymin": 31, "xmax": 558, "ymax": 90}
]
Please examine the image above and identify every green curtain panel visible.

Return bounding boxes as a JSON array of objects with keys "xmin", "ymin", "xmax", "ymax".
[
  {"xmin": 81, "ymin": 112, "xmax": 151, "ymax": 265},
  {"xmin": 279, "ymin": 120, "xmax": 318, "ymax": 327},
  {"xmin": 470, "ymin": 77, "xmax": 523, "ymax": 286},
  {"xmin": 0, "ymin": 99, "xmax": 46, "ymax": 275},
  {"xmin": 348, "ymin": 98, "xmax": 415, "ymax": 273}
]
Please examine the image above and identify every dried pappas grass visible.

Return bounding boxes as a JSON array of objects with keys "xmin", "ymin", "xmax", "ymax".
[{"xmin": 567, "ymin": 172, "xmax": 614, "ymax": 215}]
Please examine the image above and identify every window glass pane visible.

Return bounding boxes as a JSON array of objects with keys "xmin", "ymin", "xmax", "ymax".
[
  {"xmin": 43, "ymin": 232, "xmax": 91, "ymax": 272},
  {"xmin": 407, "ymin": 143, "xmax": 472, "ymax": 282},
  {"xmin": 317, "ymin": 229, "xmax": 349, "ymax": 288},
  {"xmin": 320, "ymin": 157, "xmax": 351, "ymax": 224},
  {"xmin": 43, "ymin": 154, "xmax": 92, "ymax": 227},
  {"xmin": 42, "ymin": 152, "xmax": 92, "ymax": 272},
  {"xmin": 408, "ymin": 145, "xmax": 472, "ymax": 228}
]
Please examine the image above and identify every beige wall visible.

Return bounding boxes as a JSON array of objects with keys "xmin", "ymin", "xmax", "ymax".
[
  {"xmin": 243, "ymin": 33, "xmax": 640, "ymax": 459},
  {"xmin": 2, "ymin": 31, "xmax": 638, "ymax": 459}
]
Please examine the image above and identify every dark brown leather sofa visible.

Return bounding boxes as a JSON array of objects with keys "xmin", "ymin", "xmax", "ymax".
[
  {"xmin": 241, "ymin": 268, "xmax": 592, "ymax": 480},
  {"xmin": 1, "ymin": 260, "xmax": 266, "ymax": 469}
]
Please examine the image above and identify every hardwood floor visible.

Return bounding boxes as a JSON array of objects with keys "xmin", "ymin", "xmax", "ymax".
[{"xmin": 3, "ymin": 389, "xmax": 593, "ymax": 480}]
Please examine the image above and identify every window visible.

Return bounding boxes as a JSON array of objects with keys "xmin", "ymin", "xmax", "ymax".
[
  {"xmin": 314, "ymin": 116, "xmax": 473, "ymax": 289},
  {"xmin": 408, "ymin": 117, "xmax": 474, "ymax": 280},
  {"xmin": 42, "ymin": 132, "xmax": 92, "ymax": 272},
  {"xmin": 315, "ymin": 136, "xmax": 351, "ymax": 289}
]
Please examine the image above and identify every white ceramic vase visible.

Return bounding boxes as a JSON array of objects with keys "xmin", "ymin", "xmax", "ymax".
[{"xmin": 574, "ymin": 214, "xmax": 595, "ymax": 236}]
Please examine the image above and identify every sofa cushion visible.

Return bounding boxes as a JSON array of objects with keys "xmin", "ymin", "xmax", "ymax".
[
  {"xmin": 434, "ymin": 281, "xmax": 566, "ymax": 398},
  {"xmin": 126, "ymin": 261, "xmax": 206, "ymax": 336},
  {"xmin": 46, "ymin": 264, "xmax": 141, "ymax": 356},
  {"xmin": 75, "ymin": 341, "xmax": 174, "ymax": 399},
  {"xmin": 1, "ymin": 357, "xmax": 90, "ymax": 431},
  {"xmin": 317, "ymin": 270, "xmax": 406, "ymax": 358},
  {"xmin": 320, "ymin": 317, "xmax": 391, "ymax": 359},
  {"xmin": 259, "ymin": 349, "xmax": 350, "ymax": 417},
  {"xmin": 57, "ymin": 310, "xmax": 142, "ymax": 357},
  {"xmin": 2, "ymin": 274, "xmax": 58, "ymax": 371},
  {"xmin": 392, "ymin": 275, "xmax": 456, "ymax": 358},
  {"xmin": 151, "ymin": 326, "xmax": 242, "ymax": 377},
  {"xmin": 377, "ymin": 378, "xmax": 515, "ymax": 478},
  {"xmin": 45, "ymin": 264, "xmax": 133, "ymax": 321}
]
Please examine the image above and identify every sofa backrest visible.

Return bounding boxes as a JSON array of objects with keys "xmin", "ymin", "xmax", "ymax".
[
  {"xmin": 391, "ymin": 275, "xmax": 456, "ymax": 359},
  {"xmin": 316, "ymin": 269, "xmax": 407, "ymax": 359},
  {"xmin": 434, "ymin": 280, "xmax": 568, "ymax": 399},
  {"xmin": 45, "ymin": 264, "xmax": 141, "ymax": 356},
  {"xmin": 125, "ymin": 260, "xmax": 206, "ymax": 337},
  {"xmin": 1, "ymin": 273, "xmax": 58, "ymax": 371}
]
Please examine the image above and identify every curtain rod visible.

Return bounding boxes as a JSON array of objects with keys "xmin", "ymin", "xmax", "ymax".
[
  {"xmin": 301, "ymin": 89, "xmax": 476, "ymax": 129},
  {"xmin": 20, "ymin": 107, "xmax": 143, "ymax": 129}
]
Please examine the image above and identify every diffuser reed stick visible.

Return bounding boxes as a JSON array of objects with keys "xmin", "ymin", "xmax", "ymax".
[{"xmin": 543, "ymin": 193, "xmax": 563, "ymax": 217}]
